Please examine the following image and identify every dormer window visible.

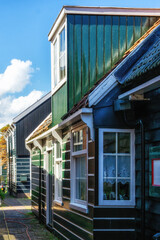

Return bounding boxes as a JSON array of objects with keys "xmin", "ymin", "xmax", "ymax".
[
  {"xmin": 59, "ymin": 28, "xmax": 66, "ymax": 80},
  {"xmin": 52, "ymin": 25, "xmax": 66, "ymax": 92},
  {"xmin": 53, "ymin": 40, "xmax": 58, "ymax": 87}
]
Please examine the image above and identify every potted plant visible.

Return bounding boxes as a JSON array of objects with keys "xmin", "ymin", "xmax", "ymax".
[{"xmin": 0, "ymin": 189, "xmax": 5, "ymax": 206}]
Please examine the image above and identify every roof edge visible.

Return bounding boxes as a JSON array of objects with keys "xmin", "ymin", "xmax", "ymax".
[
  {"xmin": 48, "ymin": 6, "xmax": 160, "ymax": 41},
  {"xmin": 13, "ymin": 91, "xmax": 51, "ymax": 123}
]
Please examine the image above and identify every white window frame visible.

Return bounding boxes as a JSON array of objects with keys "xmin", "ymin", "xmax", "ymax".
[
  {"xmin": 70, "ymin": 126, "xmax": 88, "ymax": 213},
  {"xmin": 99, "ymin": 128, "xmax": 135, "ymax": 206},
  {"xmin": 51, "ymin": 21, "xmax": 67, "ymax": 95},
  {"xmin": 12, "ymin": 131, "xmax": 15, "ymax": 150},
  {"xmin": 54, "ymin": 142, "xmax": 62, "ymax": 204},
  {"xmin": 13, "ymin": 156, "xmax": 16, "ymax": 182}
]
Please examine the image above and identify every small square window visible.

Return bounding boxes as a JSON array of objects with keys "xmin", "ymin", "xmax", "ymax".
[{"xmin": 73, "ymin": 129, "xmax": 87, "ymax": 152}]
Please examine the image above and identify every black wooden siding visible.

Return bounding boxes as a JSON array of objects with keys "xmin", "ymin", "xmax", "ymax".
[
  {"xmin": 16, "ymin": 158, "xmax": 30, "ymax": 194},
  {"xmin": 135, "ymin": 88, "xmax": 160, "ymax": 240},
  {"xmin": 16, "ymin": 97, "xmax": 51, "ymax": 157}
]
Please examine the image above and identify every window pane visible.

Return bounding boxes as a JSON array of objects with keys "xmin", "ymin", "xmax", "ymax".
[
  {"xmin": 118, "ymin": 179, "xmax": 130, "ymax": 200},
  {"xmin": 118, "ymin": 156, "xmax": 130, "ymax": 177},
  {"xmin": 59, "ymin": 28, "xmax": 65, "ymax": 80},
  {"xmin": 73, "ymin": 129, "xmax": 86, "ymax": 152},
  {"xmin": 103, "ymin": 179, "xmax": 116, "ymax": 200},
  {"xmin": 56, "ymin": 142, "xmax": 61, "ymax": 159},
  {"xmin": 76, "ymin": 156, "xmax": 87, "ymax": 201},
  {"xmin": 57, "ymin": 162, "xmax": 62, "ymax": 198},
  {"xmin": 118, "ymin": 133, "xmax": 130, "ymax": 153},
  {"xmin": 103, "ymin": 155, "xmax": 116, "ymax": 177},
  {"xmin": 103, "ymin": 132, "xmax": 116, "ymax": 153},
  {"xmin": 54, "ymin": 40, "xmax": 58, "ymax": 86}
]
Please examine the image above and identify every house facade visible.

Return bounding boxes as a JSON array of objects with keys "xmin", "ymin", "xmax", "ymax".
[
  {"xmin": 26, "ymin": 7, "xmax": 160, "ymax": 240},
  {"xmin": 6, "ymin": 92, "xmax": 51, "ymax": 197}
]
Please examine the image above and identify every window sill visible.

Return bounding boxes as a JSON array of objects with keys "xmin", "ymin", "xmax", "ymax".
[
  {"xmin": 98, "ymin": 200, "xmax": 135, "ymax": 207},
  {"xmin": 52, "ymin": 78, "xmax": 66, "ymax": 96},
  {"xmin": 54, "ymin": 200, "xmax": 63, "ymax": 206},
  {"xmin": 70, "ymin": 203, "xmax": 88, "ymax": 213}
]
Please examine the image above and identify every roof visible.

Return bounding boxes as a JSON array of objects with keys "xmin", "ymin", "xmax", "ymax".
[
  {"xmin": 62, "ymin": 18, "xmax": 160, "ymax": 119},
  {"xmin": 27, "ymin": 114, "xmax": 52, "ymax": 141},
  {"xmin": 121, "ymin": 29, "xmax": 160, "ymax": 86},
  {"xmin": 48, "ymin": 6, "xmax": 160, "ymax": 41},
  {"xmin": 13, "ymin": 92, "xmax": 51, "ymax": 123},
  {"xmin": 115, "ymin": 19, "xmax": 160, "ymax": 87}
]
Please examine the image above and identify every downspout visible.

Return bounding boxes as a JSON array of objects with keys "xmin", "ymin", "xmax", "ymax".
[
  {"xmin": 39, "ymin": 150, "xmax": 42, "ymax": 224},
  {"xmin": 9, "ymin": 155, "xmax": 11, "ymax": 196},
  {"xmin": 123, "ymin": 112, "xmax": 145, "ymax": 239},
  {"xmin": 139, "ymin": 120, "xmax": 145, "ymax": 240}
]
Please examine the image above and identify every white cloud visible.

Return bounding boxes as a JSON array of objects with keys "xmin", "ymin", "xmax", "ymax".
[
  {"xmin": 0, "ymin": 90, "xmax": 44, "ymax": 129},
  {"xmin": 0, "ymin": 59, "xmax": 34, "ymax": 96}
]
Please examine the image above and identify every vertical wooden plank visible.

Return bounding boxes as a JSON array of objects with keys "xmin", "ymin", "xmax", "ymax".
[
  {"xmin": 67, "ymin": 15, "xmax": 74, "ymax": 110},
  {"xmin": 97, "ymin": 16, "xmax": 104, "ymax": 80},
  {"xmin": 104, "ymin": 16, "xmax": 112, "ymax": 74},
  {"xmin": 142, "ymin": 17, "xmax": 150, "ymax": 35},
  {"xmin": 112, "ymin": 16, "xmax": 119, "ymax": 67},
  {"xmin": 74, "ymin": 15, "xmax": 82, "ymax": 104},
  {"xmin": 127, "ymin": 16, "xmax": 134, "ymax": 50},
  {"xmin": 134, "ymin": 16, "xmax": 141, "ymax": 42},
  {"xmin": 82, "ymin": 15, "xmax": 89, "ymax": 96},
  {"xmin": 89, "ymin": 16, "xmax": 97, "ymax": 88},
  {"xmin": 119, "ymin": 16, "xmax": 127, "ymax": 59}
]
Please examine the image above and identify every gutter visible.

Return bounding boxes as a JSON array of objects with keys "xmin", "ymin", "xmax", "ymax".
[{"xmin": 26, "ymin": 108, "xmax": 94, "ymax": 147}]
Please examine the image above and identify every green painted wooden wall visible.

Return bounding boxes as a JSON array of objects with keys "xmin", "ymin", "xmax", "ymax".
[
  {"xmin": 51, "ymin": 15, "xmax": 158, "ymax": 126},
  {"xmin": 67, "ymin": 15, "xmax": 158, "ymax": 110},
  {"xmin": 52, "ymin": 83, "xmax": 67, "ymax": 126}
]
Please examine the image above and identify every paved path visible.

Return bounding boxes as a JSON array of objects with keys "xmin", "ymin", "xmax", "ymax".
[{"xmin": 0, "ymin": 195, "xmax": 58, "ymax": 240}]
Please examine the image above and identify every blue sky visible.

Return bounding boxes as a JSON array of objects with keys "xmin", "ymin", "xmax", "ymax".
[{"xmin": 0, "ymin": 0, "xmax": 160, "ymax": 128}]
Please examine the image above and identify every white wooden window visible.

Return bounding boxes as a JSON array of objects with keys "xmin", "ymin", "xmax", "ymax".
[
  {"xmin": 53, "ymin": 40, "xmax": 58, "ymax": 87},
  {"xmin": 70, "ymin": 127, "xmax": 88, "ymax": 213},
  {"xmin": 52, "ymin": 23, "xmax": 66, "ymax": 93},
  {"xmin": 54, "ymin": 142, "xmax": 62, "ymax": 203},
  {"xmin": 13, "ymin": 156, "xmax": 16, "ymax": 182},
  {"xmin": 99, "ymin": 128, "xmax": 135, "ymax": 206},
  {"xmin": 59, "ymin": 28, "xmax": 65, "ymax": 81},
  {"xmin": 12, "ymin": 130, "xmax": 15, "ymax": 150}
]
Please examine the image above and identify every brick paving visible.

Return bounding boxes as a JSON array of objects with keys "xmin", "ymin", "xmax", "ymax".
[{"xmin": 0, "ymin": 194, "xmax": 58, "ymax": 240}]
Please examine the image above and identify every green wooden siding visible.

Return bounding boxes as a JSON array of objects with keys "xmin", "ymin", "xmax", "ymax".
[
  {"xmin": 52, "ymin": 83, "xmax": 67, "ymax": 125},
  {"xmin": 67, "ymin": 15, "xmax": 159, "ymax": 110}
]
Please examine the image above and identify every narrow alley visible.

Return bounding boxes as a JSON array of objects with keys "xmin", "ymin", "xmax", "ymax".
[{"xmin": 0, "ymin": 195, "xmax": 58, "ymax": 240}]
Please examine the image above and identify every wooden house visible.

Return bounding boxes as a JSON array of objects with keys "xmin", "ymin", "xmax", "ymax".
[
  {"xmin": 26, "ymin": 6, "xmax": 160, "ymax": 240},
  {"xmin": 5, "ymin": 92, "xmax": 51, "ymax": 197}
]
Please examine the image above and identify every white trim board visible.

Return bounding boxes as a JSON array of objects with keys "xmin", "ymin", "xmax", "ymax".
[
  {"xmin": 13, "ymin": 92, "xmax": 51, "ymax": 123},
  {"xmin": 118, "ymin": 75, "xmax": 160, "ymax": 99}
]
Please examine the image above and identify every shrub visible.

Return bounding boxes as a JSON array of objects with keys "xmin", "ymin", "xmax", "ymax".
[{"xmin": 0, "ymin": 189, "xmax": 5, "ymax": 200}]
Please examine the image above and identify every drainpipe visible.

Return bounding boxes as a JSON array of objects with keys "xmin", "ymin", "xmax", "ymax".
[
  {"xmin": 123, "ymin": 112, "xmax": 145, "ymax": 239},
  {"xmin": 39, "ymin": 150, "xmax": 42, "ymax": 224},
  {"xmin": 139, "ymin": 120, "xmax": 145, "ymax": 240},
  {"xmin": 9, "ymin": 156, "xmax": 11, "ymax": 196}
]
